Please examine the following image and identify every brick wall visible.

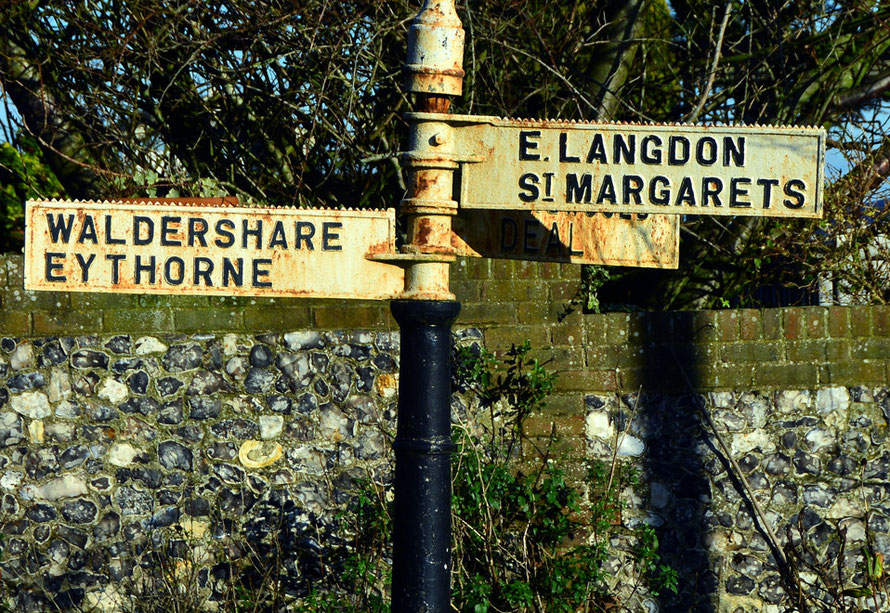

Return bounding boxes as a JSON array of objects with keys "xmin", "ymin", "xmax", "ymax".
[{"xmin": 6, "ymin": 253, "xmax": 887, "ymax": 396}]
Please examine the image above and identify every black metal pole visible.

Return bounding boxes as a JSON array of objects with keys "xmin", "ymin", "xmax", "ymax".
[{"xmin": 390, "ymin": 299, "xmax": 460, "ymax": 612}]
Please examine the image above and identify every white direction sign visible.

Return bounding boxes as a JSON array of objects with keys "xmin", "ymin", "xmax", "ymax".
[
  {"xmin": 452, "ymin": 211, "xmax": 679, "ymax": 268},
  {"xmin": 443, "ymin": 114, "xmax": 825, "ymax": 218},
  {"xmin": 25, "ymin": 200, "xmax": 404, "ymax": 300}
]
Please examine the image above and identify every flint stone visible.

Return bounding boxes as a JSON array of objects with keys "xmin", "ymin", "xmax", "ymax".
[
  {"xmin": 105, "ymin": 336, "xmax": 131, "ymax": 354},
  {"xmin": 250, "ymin": 345, "xmax": 274, "ymax": 367},
  {"xmin": 134, "ymin": 336, "xmax": 167, "ymax": 355},
  {"xmin": 162, "ymin": 344, "xmax": 203, "ymax": 372},
  {"xmin": 175, "ymin": 425, "xmax": 203, "ymax": 442},
  {"xmin": 259, "ymin": 416, "xmax": 284, "ymax": 439},
  {"xmin": 276, "ymin": 353, "xmax": 311, "ymax": 389},
  {"xmin": 0, "ymin": 388, "xmax": 5, "ymax": 409},
  {"xmin": 765, "ymin": 454, "xmax": 790, "ymax": 476},
  {"xmin": 772, "ymin": 481, "xmax": 798, "ymax": 505},
  {"xmin": 7, "ymin": 372, "xmax": 45, "ymax": 393},
  {"xmin": 207, "ymin": 442, "xmax": 237, "ymax": 460},
  {"xmin": 225, "ymin": 357, "xmax": 248, "ymax": 379},
  {"xmin": 73, "ymin": 372, "xmax": 99, "ymax": 395},
  {"xmin": 1, "ymin": 471, "xmax": 23, "ymax": 490},
  {"xmin": 1, "ymin": 519, "xmax": 29, "ymax": 534},
  {"xmin": 97, "ymin": 378, "xmax": 128, "ymax": 404},
  {"xmin": 314, "ymin": 379, "xmax": 329, "ymax": 397},
  {"xmin": 71, "ymin": 349, "xmax": 109, "ymax": 370},
  {"xmin": 284, "ymin": 331, "xmax": 324, "ymax": 350},
  {"xmin": 33, "ymin": 475, "xmax": 88, "ymax": 501},
  {"xmin": 128, "ymin": 371, "xmax": 149, "ymax": 395},
  {"xmin": 356, "ymin": 366, "xmax": 374, "ymax": 393},
  {"xmin": 157, "ymin": 377, "xmax": 184, "ymax": 397},
  {"xmin": 816, "ymin": 386, "xmax": 850, "ymax": 414},
  {"xmin": 10, "ymin": 391, "xmax": 51, "ymax": 419},
  {"xmin": 794, "ymin": 450, "xmax": 821, "ymax": 475},
  {"xmin": 34, "ymin": 525, "xmax": 51, "ymax": 543},
  {"xmin": 158, "ymin": 401, "xmax": 184, "ymax": 425},
  {"xmin": 0, "ymin": 412, "xmax": 23, "ymax": 446},
  {"xmin": 311, "ymin": 352, "xmax": 329, "ymax": 374},
  {"xmin": 119, "ymin": 397, "xmax": 160, "ymax": 416},
  {"xmin": 333, "ymin": 344, "xmax": 371, "ymax": 361},
  {"xmin": 189, "ymin": 397, "xmax": 221, "ymax": 420},
  {"xmin": 802, "ymin": 484, "xmax": 835, "ymax": 507},
  {"xmin": 41, "ymin": 341, "xmax": 68, "ymax": 366},
  {"xmin": 59, "ymin": 445, "xmax": 90, "ymax": 470},
  {"xmin": 776, "ymin": 390, "xmax": 812, "ymax": 413},
  {"xmin": 143, "ymin": 506, "xmax": 180, "ymax": 529},
  {"xmin": 27, "ymin": 503, "xmax": 57, "ymax": 522},
  {"xmin": 108, "ymin": 443, "xmax": 140, "ymax": 467},
  {"xmin": 212, "ymin": 463, "xmax": 245, "ymax": 484},
  {"xmin": 47, "ymin": 370, "xmax": 72, "ymax": 403},
  {"xmin": 158, "ymin": 441, "xmax": 193, "ymax": 470},
  {"xmin": 25, "ymin": 449, "xmax": 59, "ymax": 480},
  {"xmin": 828, "ymin": 455, "xmax": 857, "ymax": 476},
  {"xmin": 62, "ymin": 499, "xmax": 98, "ymax": 524},
  {"xmin": 210, "ymin": 419, "xmax": 258, "ymax": 439},
  {"xmin": 131, "ymin": 468, "xmax": 163, "ymax": 488},
  {"xmin": 319, "ymin": 407, "xmax": 352, "ymax": 441},
  {"xmin": 187, "ymin": 370, "xmax": 227, "ymax": 395},
  {"xmin": 115, "ymin": 486, "xmax": 153, "ymax": 515},
  {"xmin": 330, "ymin": 362, "xmax": 353, "ymax": 402},
  {"xmin": 805, "ymin": 428, "xmax": 835, "ymax": 452},
  {"xmin": 266, "ymin": 395, "xmax": 293, "ymax": 414},
  {"xmin": 372, "ymin": 353, "xmax": 397, "ymax": 372},
  {"xmin": 10, "ymin": 342, "xmax": 34, "ymax": 371},
  {"xmin": 86, "ymin": 403, "xmax": 118, "ymax": 422},
  {"xmin": 726, "ymin": 575, "xmax": 756, "ymax": 595},
  {"xmin": 245, "ymin": 368, "xmax": 276, "ymax": 394},
  {"xmin": 90, "ymin": 476, "xmax": 112, "ymax": 491},
  {"xmin": 376, "ymin": 331, "xmax": 400, "ymax": 352},
  {"xmin": 93, "ymin": 512, "xmax": 120, "ymax": 540},
  {"xmin": 618, "ymin": 435, "xmax": 645, "ymax": 457}
]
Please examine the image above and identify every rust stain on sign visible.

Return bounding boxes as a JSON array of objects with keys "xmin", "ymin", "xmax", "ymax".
[
  {"xmin": 25, "ymin": 200, "xmax": 404, "ymax": 299},
  {"xmin": 452, "ymin": 211, "xmax": 679, "ymax": 269},
  {"xmin": 421, "ymin": 114, "xmax": 825, "ymax": 218}
]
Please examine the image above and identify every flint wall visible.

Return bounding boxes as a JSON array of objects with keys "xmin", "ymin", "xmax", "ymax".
[{"xmin": 1, "ymin": 253, "xmax": 888, "ymax": 612}]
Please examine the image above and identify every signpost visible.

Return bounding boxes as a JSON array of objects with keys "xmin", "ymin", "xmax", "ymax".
[
  {"xmin": 452, "ymin": 211, "xmax": 679, "ymax": 268},
  {"xmin": 20, "ymin": 1, "xmax": 826, "ymax": 611},
  {"xmin": 445, "ymin": 114, "xmax": 825, "ymax": 218},
  {"xmin": 24, "ymin": 200, "xmax": 403, "ymax": 300}
]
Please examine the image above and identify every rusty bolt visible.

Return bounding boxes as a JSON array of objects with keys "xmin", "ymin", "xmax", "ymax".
[{"xmin": 430, "ymin": 133, "xmax": 446, "ymax": 147}]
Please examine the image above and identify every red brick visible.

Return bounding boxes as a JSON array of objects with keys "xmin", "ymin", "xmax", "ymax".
[
  {"xmin": 851, "ymin": 306, "xmax": 872, "ymax": 337},
  {"xmin": 556, "ymin": 369, "xmax": 617, "ymax": 392},
  {"xmin": 550, "ymin": 280, "xmax": 579, "ymax": 302},
  {"xmin": 551, "ymin": 324, "xmax": 584, "ymax": 347},
  {"xmin": 874, "ymin": 306, "xmax": 890, "ymax": 336},
  {"xmin": 715, "ymin": 310, "xmax": 740, "ymax": 342},
  {"xmin": 738, "ymin": 310, "xmax": 761, "ymax": 340},
  {"xmin": 783, "ymin": 308, "xmax": 803, "ymax": 340},
  {"xmin": 762, "ymin": 309, "xmax": 782, "ymax": 340},
  {"xmin": 522, "ymin": 415, "xmax": 585, "ymax": 438},
  {"xmin": 827, "ymin": 307, "xmax": 849, "ymax": 338},
  {"xmin": 804, "ymin": 308, "xmax": 827, "ymax": 338}
]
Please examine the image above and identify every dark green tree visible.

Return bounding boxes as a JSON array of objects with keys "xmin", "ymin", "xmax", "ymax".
[{"xmin": 1, "ymin": 0, "xmax": 888, "ymax": 307}]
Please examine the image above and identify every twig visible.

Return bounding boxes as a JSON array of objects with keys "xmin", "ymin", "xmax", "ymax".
[{"xmin": 685, "ymin": 1, "xmax": 733, "ymax": 124}]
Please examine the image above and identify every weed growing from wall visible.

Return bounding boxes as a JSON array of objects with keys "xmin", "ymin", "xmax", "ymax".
[{"xmin": 308, "ymin": 341, "xmax": 676, "ymax": 611}]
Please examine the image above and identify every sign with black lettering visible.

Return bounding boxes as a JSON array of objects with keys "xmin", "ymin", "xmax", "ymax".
[
  {"xmin": 439, "ymin": 114, "xmax": 824, "ymax": 218},
  {"xmin": 24, "ymin": 201, "xmax": 404, "ymax": 299},
  {"xmin": 452, "ymin": 211, "xmax": 679, "ymax": 268}
]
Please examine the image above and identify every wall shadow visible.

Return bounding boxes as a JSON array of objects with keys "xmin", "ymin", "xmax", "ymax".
[{"xmin": 636, "ymin": 311, "xmax": 717, "ymax": 612}]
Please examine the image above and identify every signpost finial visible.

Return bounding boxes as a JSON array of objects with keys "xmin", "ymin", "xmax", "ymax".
[{"xmin": 404, "ymin": 0, "xmax": 465, "ymax": 97}]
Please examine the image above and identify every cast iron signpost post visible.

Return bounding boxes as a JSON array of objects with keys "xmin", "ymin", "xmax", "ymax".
[{"xmin": 22, "ymin": 1, "xmax": 826, "ymax": 611}]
